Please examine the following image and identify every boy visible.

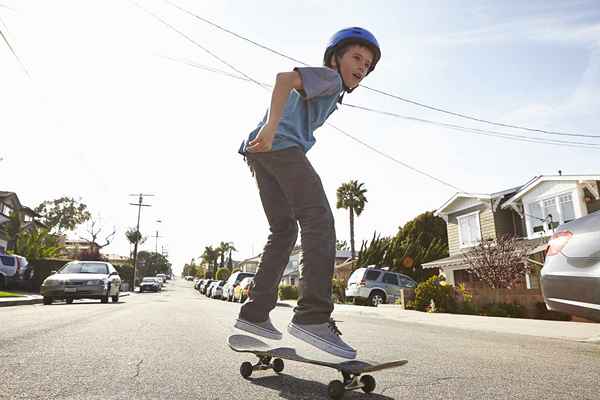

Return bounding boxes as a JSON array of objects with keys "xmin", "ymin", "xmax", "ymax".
[{"xmin": 235, "ymin": 27, "xmax": 381, "ymax": 359}]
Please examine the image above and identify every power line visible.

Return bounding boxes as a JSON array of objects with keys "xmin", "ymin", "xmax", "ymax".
[
  {"xmin": 137, "ymin": 3, "xmax": 464, "ymax": 191},
  {"xmin": 0, "ymin": 15, "xmax": 30, "ymax": 77},
  {"xmin": 162, "ymin": 0, "xmax": 599, "ymax": 139},
  {"xmin": 160, "ymin": 56, "xmax": 600, "ymax": 150}
]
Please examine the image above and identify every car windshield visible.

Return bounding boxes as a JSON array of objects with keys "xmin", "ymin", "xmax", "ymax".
[
  {"xmin": 60, "ymin": 263, "xmax": 108, "ymax": 274},
  {"xmin": 143, "ymin": 278, "xmax": 155, "ymax": 282}
]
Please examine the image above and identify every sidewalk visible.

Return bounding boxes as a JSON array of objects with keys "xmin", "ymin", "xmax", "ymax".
[
  {"xmin": 279, "ymin": 300, "xmax": 600, "ymax": 344},
  {"xmin": 0, "ymin": 291, "xmax": 131, "ymax": 307}
]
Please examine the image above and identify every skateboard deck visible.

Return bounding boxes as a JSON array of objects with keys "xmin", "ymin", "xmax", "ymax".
[{"xmin": 228, "ymin": 334, "xmax": 407, "ymax": 399}]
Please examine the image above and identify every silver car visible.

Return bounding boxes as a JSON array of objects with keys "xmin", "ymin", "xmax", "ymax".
[
  {"xmin": 40, "ymin": 261, "xmax": 121, "ymax": 305},
  {"xmin": 540, "ymin": 211, "xmax": 600, "ymax": 322},
  {"xmin": 345, "ymin": 266, "xmax": 417, "ymax": 307}
]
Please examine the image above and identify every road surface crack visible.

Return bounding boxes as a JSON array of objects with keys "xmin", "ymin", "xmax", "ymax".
[{"xmin": 133, "ymin": 359, "xmax": 144, "ymax": 378}]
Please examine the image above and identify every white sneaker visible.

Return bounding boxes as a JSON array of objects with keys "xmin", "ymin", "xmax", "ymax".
[
  {"xmin": 288, "ymin": 319, "xmax": 356, "ymax": 359},
  {"xmin": 234, "ymin": 317, "xmax": 282, "ymax": 340}
]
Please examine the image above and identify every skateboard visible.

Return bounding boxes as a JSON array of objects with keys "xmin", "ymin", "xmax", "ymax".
[{"xmin": 228, "ymin": 334, "xmax": 408, "ymax": 399}]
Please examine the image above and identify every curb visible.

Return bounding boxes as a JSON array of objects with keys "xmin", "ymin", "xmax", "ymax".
[{"xmin": 0, "ymin": 297, "xmax": 43, "ymax": 307}]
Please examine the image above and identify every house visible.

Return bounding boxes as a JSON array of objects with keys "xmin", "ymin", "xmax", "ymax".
[
  {"xmin": 422, "ymin": 174, "xmax": 600, "ymax": 289},
  {"xmin": 280, "ymin": 248, "xmax": 303, "ymax": 287},
  {"xmin": 0, "ymin": 191, "xmax": 46, "ymax": 254},
  {"xmin": 61, "ymin": 238, "xmax": 101, "ymax": 259},
  {"xmin": 238, "ymin": 254, "xmax": 261, "ymax": 274}
]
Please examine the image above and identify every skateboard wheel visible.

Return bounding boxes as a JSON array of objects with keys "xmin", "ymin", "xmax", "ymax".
[
  {"xmin": 240, "ymin": 362, "xmax": 253, "ymax": 379},
  {"xmin": 272, "ymin": 358, "xmax": 284, "ymax": 373},
  {"xmin": 327, "ymin": 380, "xmax": 345, "ymax": 400},
  {"xmin": 360, "ymin": 374, "xmax": 376, "ymax": 393}
]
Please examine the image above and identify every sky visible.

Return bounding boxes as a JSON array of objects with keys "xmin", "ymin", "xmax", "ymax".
[{"xmin": 2, "ymin": 0, "xmax": 599, "ymax": 275}]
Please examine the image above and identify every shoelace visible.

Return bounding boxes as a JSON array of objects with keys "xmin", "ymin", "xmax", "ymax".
[{"xmin": 328, "ymin": 319, "xmax": 343, "ymax": 336}]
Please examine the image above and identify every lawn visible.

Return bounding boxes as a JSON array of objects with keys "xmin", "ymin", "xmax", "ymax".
[{"xmin": 0, "ymin": 291, "xmax": 25, "ymax": 298}]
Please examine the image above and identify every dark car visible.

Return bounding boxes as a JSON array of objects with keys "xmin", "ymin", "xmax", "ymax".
[{"xmin": 540, "ymin": 211, "xmax": 600, "ymax": 321}]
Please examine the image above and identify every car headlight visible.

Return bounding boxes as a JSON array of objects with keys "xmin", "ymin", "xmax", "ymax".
[
  {"xmin": 86, "ymin": 280, "xmax": 104, "ymax": 286},
  {"xmin": 43, "ymin": 279, "xmax": 63, "ymax": 287}
]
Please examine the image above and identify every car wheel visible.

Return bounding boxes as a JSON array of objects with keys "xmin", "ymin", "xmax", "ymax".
[
  {"xmin": 368, "ymin": 291, "xmax": 386, "ymax": 307},
  {"xmin": 43, "ymin": 297, "xmax": 53, "ymax": 305},
  {"xmin": 66, "ymin": 298, "xmax": 74, "ymax": 304},
  {"xmin": 111, "ymin": 294, "xmax": 119, "ymax": 303},
  {"xmin": 0, "ymin": 275, "xmax": 5, "ymax": 290}
]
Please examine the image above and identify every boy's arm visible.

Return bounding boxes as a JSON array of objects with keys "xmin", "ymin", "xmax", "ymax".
[{"xmin": 246, "ymin": 71, "xmax": 303, "ymax": 153}]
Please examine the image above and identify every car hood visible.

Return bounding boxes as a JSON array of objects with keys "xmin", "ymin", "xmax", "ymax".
[{"xmin": 47, "ymin": 273, "xmax": 108, "ymax": 281}]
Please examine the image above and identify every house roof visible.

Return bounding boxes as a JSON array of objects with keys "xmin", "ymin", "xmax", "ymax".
[
  {"xmin": 501, "ymin": 175, "xmax": 600, "ymax": 209},
  {"xmin": 435, "ymin": 185, "xmax": 522, "ymax": 217}
]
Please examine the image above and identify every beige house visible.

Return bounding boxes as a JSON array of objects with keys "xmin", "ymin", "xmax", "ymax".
[
  {"xmin": 0, "ymin": 191, "xmax": 46, "ymax": 254},
  {"xmin": 423, "ymin": 174, "xmax": 600, "ymax": 289}
]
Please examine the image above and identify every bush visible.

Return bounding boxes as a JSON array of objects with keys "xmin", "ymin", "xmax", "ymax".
[
  {"xmin": 414, "ymin": 275, "xmax": 456, "ymax": 313},
  {"xmin": 278, "ymin": 285, "xmax": 299, "ymax": 300},
  {"xmin": 332, "ymin": 278, "xmax": 346, "ymax": 304},
  {"xmin": 215, "ymin": 267, "xmax": 231, "ymax": 281},
  {"xmin": 533, "ymin": 302, "xmax": 571, "ymax": 321},
  {"xmin": 480, "ymin": 302, "xmax": 526, "ymax": 318},
  {"xmin": 29, "ymin": 258, "xmax": 72, "ymax": 292},
  {"xmin": 113, "ymin": 263, "xmax": 133, "ymax": 286}
]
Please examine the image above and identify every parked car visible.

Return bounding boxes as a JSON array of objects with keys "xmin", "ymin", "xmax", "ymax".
[
  {"xmin": 156, "ymin": 273, "xmax": 167, "ymax": 283},
  {"xmin": 185, "ymin": 276, "xmax": 194, "ymax": 281},
  {"xmin": 0, "ymin": 254, "xmax": 30, "ymax": 290},
  {"xmin": 223, "ymin": 272, "xmax": 255, "ymax": 302},
  {"xmin": 206, "ymin": 280, "xmax": 222, "ymax": 298},
  {"xmin": 345, "ymin": 266, "xmax": 417, "ymax": 307},
  {"xmin": 211, "ymin": 280, "xmax": 226, "ymax": 299},
  {"xmin": 540, "ymin": 210, "xmax": 600, "ymax": 322},
  {"xmin": 140, "ymin": 277, "xmax": 161, "ymax": 293},
  {"xmin": 233, "ymin": 277, "xmax": 254, "ymax": 303},
  {"xmin": 200, "ymin": 279, "xmax": 214, "ymax": 294},
  {"xmin": 40, "ymin": 261, "xmax": 122, "ymax": 305}
]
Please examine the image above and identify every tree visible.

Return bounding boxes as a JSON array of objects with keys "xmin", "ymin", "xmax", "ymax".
[
  {"xmin": 216, "ymin": 267, "xmax": 231, "ymax": 281},
  {"xmin": 137, "ymin": 251, "xmax": 171, "ymax": 277},
  {"xmin": 216, "ymin": 241, "xmax": 237, "ymax": 269},
  {"xmin": 461, "ymin": 235, "xmax": 533, "ymax": 289},
  {"xmin": 12, "ymin": 229, "xmax": 63, "ymax": 261},
  {"xmin": 336, "ymin": 240, "xmax": 349, "ymax": 251},
  {"xmin": 336, "ymin": 180, "xmax": 367, "ymax": 259},
  {"xmin": 125, "ymin": 227, "xmax": 147, "ymax": 258},
  {"xmin": 355, "ymin": 211, "xmax": 449, "ymax": 282},
  {"xmin": 34, "ymin": 197, "xmax": 91, "ymax": 233},
  {"xmin": 201, "ymin": 246, "xmax": 219, "ymax": 275},
  {"xmin": 79, "ymin": 216, "xmax": 116, "ymax": 252}
]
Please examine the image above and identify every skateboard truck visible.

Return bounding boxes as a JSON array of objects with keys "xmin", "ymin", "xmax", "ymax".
[
  {"xmin": 327, "ymin": 370, "xmax": 376, "ymax": 399},
  {"xmin": 239, "ymin": 354, "xmax": 285, "ymax": 379}
]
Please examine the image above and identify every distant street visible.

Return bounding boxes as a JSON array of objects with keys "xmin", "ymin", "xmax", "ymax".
[{"xmin": 1, "ymin": 279, "xmax": 599, "ymax": 399}]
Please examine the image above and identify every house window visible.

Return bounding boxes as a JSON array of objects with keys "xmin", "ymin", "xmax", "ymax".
[
  {"xmin": 527, "ymin": 192, "xmax": 576, "ymax": 236},
  {"xmin": 0, "ymin": 203, "xmax": 12, "ymax": 217},
  {"xmin": 559, "ymin": 194, "xmax": 575, "ymax": 223},
  {"xmin": 290, "ymin": 277, "xmax": 295, "ymax": 286},
  {"xmin": 457, "ymin": 211, "xmax": 481, "ymax": 248}
]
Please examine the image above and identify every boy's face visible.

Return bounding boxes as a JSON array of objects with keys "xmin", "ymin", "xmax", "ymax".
[{"xmin": 331, "ymin": 45, "xmax": 374, "ymax": 89}]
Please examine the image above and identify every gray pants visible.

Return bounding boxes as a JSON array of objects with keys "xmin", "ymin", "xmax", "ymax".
[{"xmin": 238, "ymin": 147, "xmax": 336, "ymax": 325}]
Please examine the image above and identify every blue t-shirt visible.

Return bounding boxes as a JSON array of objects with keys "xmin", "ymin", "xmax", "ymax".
[{"xmin": 238, "ymin": 67, "xmax": 343, "ymax": 154}]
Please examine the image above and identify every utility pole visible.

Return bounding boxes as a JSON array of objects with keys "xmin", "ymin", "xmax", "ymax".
[
  {"xmin": 154, "ymin": 219, "xmax": 162, "ymax": 255},
  {"xmin": 129, "ymin": 193, "xmax": 153, "ymax": 291}
]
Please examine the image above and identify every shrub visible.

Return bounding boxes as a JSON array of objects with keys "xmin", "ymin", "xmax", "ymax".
[
  {"xmin": 278, "ymin": 285, "xmax": 299, "ymax": 300},
  {"xmin": 480, "ymin": 302, "xmax": 526, "ymax": 318},
  {"xmin": 215, "ymin": 267, "xmax": 231, "ymax": 281},
  {"xmin": 332, "ymin": 278, "xmax": 346, "ymax": 304},
  {"xmin": 533, "ymin": 302, "xmax": 571, "ymax": 321},
  {"xmin": 414, "ymin": 275, "xmax": 456, "ymax": 313}
]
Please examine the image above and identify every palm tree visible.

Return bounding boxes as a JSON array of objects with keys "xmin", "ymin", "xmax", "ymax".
[
  {"xmin": 201, "ymin": 246, "xmax": 219, "ymax": 276},
  {"xmin": 336, "ymin": 180, "xmax": 368, "ymax": 259},
  {"xmin": 125, "ymin": 228, "xmax": 146, "ymax": 259}
]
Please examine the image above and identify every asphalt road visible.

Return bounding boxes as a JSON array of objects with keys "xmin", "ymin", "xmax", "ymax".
[{"xmin": 1, "ymin": 279, "xmax": 599, "ymax": 399}]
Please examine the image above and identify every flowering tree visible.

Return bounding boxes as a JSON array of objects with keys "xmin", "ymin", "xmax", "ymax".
[{"xmin": 461, "ymin": 235, "xmax": 533, "ymax": 289}]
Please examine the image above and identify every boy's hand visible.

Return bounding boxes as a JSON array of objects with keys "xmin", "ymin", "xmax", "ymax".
[{"xmin": 247, "ymin": 123, "xmax": 276, "ymax": 153}]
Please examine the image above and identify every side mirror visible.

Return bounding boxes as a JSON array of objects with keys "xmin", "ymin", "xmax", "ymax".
[{"xmin": 109, "ymin": 271, "xmax": 118, "ymax": 276}]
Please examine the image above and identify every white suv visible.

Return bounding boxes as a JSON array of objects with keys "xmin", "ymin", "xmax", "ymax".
[
  {"xmin": 345, "ymin": 266, "xmax": 417, "ymax": 307},
  {"xmin": 0, "ymin": 254, "xmax": 30, "ymax": 290}
]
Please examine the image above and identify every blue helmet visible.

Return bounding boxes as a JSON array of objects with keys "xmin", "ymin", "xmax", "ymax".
[{"xmin": 323, "ymin": 27, "xmax": 381, "ymax": 74}]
